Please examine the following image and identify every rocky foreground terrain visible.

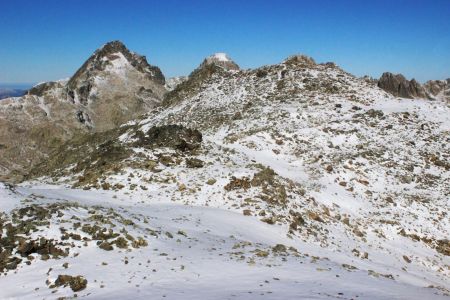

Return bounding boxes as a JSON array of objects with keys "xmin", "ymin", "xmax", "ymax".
[{"xmin": 0, "ymin": 42, "xmax": 449, "ymax": 299}]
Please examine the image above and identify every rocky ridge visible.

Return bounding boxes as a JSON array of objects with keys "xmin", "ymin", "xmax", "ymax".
[
  {"xmin": 377, "ymin": 72, "xmax": 430, "ymax": 99},
  {"xmin": 377, "ymin": 72, "xmax": 450, "ymax": 102}
]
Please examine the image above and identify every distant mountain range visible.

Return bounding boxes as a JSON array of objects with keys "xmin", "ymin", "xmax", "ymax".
[{"xmin": 0, "ymin": 88, "xmax": 27, "ymax": 99}]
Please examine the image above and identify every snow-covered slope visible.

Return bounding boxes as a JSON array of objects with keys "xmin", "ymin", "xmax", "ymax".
[
  {"xmin": 12, "ymin": 54, "xmax": 449, "ymax": 298},
  {"xmin": 1, "ymin": 183, "xmax": 449, "ymax": 299}
]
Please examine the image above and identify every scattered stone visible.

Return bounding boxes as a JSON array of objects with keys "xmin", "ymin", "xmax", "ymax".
[
  {"xmin": 54, "ymin": 275, "xmax": 87, "ymax": 292},
  {"xmin": 99, "ymin": 242, "xmax": 113, "ymax": 251},
  {"xmin": 186, "ymin": 158, "xmax": 204, "ymax": 168},
  {"xmin": 206, "ymin": 178, "xmax": 217, "ymax": 185}
]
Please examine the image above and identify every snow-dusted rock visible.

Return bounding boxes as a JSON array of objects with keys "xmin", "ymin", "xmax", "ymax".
[
  {"xmin": 199, "ymin": 52, "xmax": 240, "ymax": 71},
  {"xmin": 0, "ymin": 41, "xmax": 167, "ymax": 181}
]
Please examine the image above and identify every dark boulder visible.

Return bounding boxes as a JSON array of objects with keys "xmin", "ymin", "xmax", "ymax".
[
  {"xmin": 55, "ymin": 275, "xmax": 88, "ymax": 292},
  {"xmin": 133, "ymin": 125, "xmax": 202, "ymax": 151}
]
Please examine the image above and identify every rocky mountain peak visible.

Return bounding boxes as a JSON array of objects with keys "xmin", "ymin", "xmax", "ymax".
[
  {"xmin": 0, "ymin": 41, "xmax": 169, "ymax": 180},
  {"xmin": 63, "ymin": 40, "xmax": 166, "ymax": 120},
  {"xmin": 68, "ymin": 40, "xmax": 165, "ymax": 90},
  {"xmin": 199, "ymin": 53, "xmax": 240, "ymax": 71}
]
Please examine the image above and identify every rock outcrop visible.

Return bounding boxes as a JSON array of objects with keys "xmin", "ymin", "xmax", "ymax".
[
  {"xmin": 377, "ymin": 72, "xmax": 430, "ymax": 99},
  {"xmin": 284, "ymin": 54, "xmax": 316, "ymax": 67},
  {"xmin": 424, "ymin": 78, "xmax": 450, "ymax": 102},
  {"xmin": 165, "ymin": 76, "xmax": 188, "ymax": 91}
]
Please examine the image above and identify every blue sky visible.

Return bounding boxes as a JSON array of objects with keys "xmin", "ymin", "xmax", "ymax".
[{"xmin": 1, "ymin": 0, "xmax": 449, "ymax": 84}]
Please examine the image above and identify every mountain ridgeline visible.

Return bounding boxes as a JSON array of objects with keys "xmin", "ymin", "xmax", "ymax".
[
  {"xmin": 377, "ymin": 72, "xmax": 450, "ymax": 100},
  {"xmin": 0, "ymin": 41, "xmax": 448, "ymax": 182}
]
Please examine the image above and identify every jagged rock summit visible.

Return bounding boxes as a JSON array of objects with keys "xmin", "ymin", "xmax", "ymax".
[
  {"xmin": 163, "ymin": 53, "xmax": 238, "ymax": 94},
  {"xmin": 162, "ymin": 53, "xmax": 240, "ymax": 107},
  {"xmin": 63, "ymin": 40, "xmax": 167, "ymax": 131},
  {"xmin": 377, "ymin": 72, "xmax": 429, "ymax": 99},
  {"xmin": 376, "ymin": 72, "xmax": 450, "ymax": 102},
  {"xmin": 66, "ymin": 40, "xmax": 165, "ymax": 106},
  {"xmin": 0, "ymin": 40, "xmax": 167, "ymax": 181},
  {"xmin": 69, "ymin": 40, "xmax": 165, "ymax": 86}
]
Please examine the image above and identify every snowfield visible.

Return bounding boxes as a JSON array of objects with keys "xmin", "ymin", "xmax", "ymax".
[{"xmin": 0, "ymin": 183, "xmax": 449, "ymax": 299}]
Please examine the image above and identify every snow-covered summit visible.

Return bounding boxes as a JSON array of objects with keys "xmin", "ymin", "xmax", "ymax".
[
  {"xmin": 212, "ymin": 52, "xmax": 231, "ymax": 62},
  {"xmin": 199, "ymin": 52, "xmax": 240, "ymax": 70}
]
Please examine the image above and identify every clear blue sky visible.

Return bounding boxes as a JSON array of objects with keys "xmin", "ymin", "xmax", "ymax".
[{"xmin": 1, "ymin": 0, "xmax": 449, "ymax": 84}]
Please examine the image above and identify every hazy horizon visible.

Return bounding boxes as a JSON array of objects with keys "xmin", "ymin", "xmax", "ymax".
[{"xmin": 0, "ymin": 83, "xmax": 35, "ymax": 89}]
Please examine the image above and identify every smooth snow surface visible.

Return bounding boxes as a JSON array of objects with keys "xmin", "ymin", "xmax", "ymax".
[{"xmin": 0, "ymin": 184, "xmax": 449, "ymax": 299}]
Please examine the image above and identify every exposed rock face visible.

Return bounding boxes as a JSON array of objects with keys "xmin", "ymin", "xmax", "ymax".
[
  {"xmin": 65, "ymin": 40, "xmax": 166, "ymax": 131},
  {"xmin": 165, "ymin": 76, "xmax": 188, "ymax": 91},
  {"xmin": 377, "ymin": 72, "xmax": 430, "ymax": 99},
  {"xmin": 424, "ymin": 78, "xmax": 450, "ymax": 102},
  {"xmin": 68, "ymin": 40, "xmax": 165, "ymax": 88},
  {"xmin": 361, "ymin": 75, "xmax": 378, "ymax": 85},
  {"xmin": 0, "ymin": 41, "xmax": 167, "ymax": 181},
  {"xmin": 54, "ymin": 275, "xmax": 87, "ymax": 292},
  {"xmin": 28, "ymin": 81, "xmax": 63, "ymax": 97}
]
